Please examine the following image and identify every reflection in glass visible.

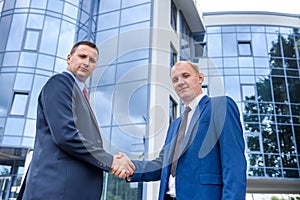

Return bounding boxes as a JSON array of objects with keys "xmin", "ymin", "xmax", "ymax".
[
  {"xmin": 111, "ymin": 125, "xmax": 145, "ymax": 156},
  {"xmin": 40, "ymin": 16, "xmax": 60, "ymax": 54},
  {"xmin": 27, "ymin": 14, "xmax": 44, "ymax": 29},
  {"xmin": 222, "ymin": 34, "xmax": 237, "ymax": 56},
  {"xmin": 19, "ymin": 52, "xmax": 37, "ymax": 67},
  {"xmin": 113, "ymin": 81, "xmax": 147, "ymax": 125},
  {"xmin": 27, "ymin": 75, "xmax": 48, "ymax": 118},
  {"xmin": 3, "ymin": 52, "xmax": 19, "ymax": 66},
  {"xmin": 24, "ymin": 119, "xmax": 36, "ymax": 137},
  {"xmin": 4, "ymin": 118, "xmax": 25, "ymax": 136},
  {"xmin": 2, "ymin": 136, "xmax": 22, "ymax": 146},
  {"xmin": 24, "ymin": 30, "xmax": 40, "ymax": 51},
  {"xmin": 246, "ymin": 133, "xmax": 260, "ymax": 152},
  {"xmin": 99, "ymin": 0, "xmax": 121, "ymax": 12},
  {"xmin": 57, "ymin": 21, "xmax": 75, "ymax": 58},
  {"xmin": 120, "ymin": 3, "xmax": 150, "ymax": 26},
  {"xmin": 262, "ymin": 125, "xmax": 279, "ymax": 153},
  {"xmin": 6, "ymin": 14, "xmax": 26, "ymax": 51},
  {"xmin": 36, "ymin": 54, "xmax": 55, "ymax": 71},
  {"xmin": 10, "ymin": 93, "xmax": 28, "ymax": 116},
  {"xmin": 252, "ymin": 33, "xmax": 267, "ymax": 56},
  {"xmin": 0, "ymin": 74, "xmax": 15, "ymax": 117},
  {"xmin": 98, "ymin": 11, "xmax": 120, "ymax": 31},
  {"xmin": 47, "ymin": 0, "xmax": 64, "ymax": 13},
  {"xmin": 116, "ymin": 59, "xmax": 148, "ymax": 83},
  {"xmin": 94, "ymin": 85, "xmax": 114, "ymax": 126},
  {"xmin": 238, "ymin": 41, "xmax": 252, "ymax": 56},
  {"xmin": 207, "ymin": 34, "xmax": 222, "ymax": 57},
  {"xmin": 272, "ymin": 77, "xmax": 288, "ymax": 102}
]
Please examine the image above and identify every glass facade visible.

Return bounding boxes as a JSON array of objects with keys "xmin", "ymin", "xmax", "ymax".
[
  {"xmin": 0, "ymin": 0, "xmax": 154, "ymax": 199},
  {"xmin": 195, "ymin": 25, "xmax": 300, "ymax": 180}
]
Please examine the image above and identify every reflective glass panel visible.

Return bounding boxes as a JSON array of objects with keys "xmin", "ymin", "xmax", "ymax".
[
  {"xmin": 30, "ymin": 0, "xmax": 47, "ymax": 9},
  {"xmin": 36, "ymin": 54, "xmax": 55, "ymax": 71},
  {"xmin": 207, "ymin": 34, "xmax": 222, "ymax": 57},
  {"xmin": 27, "ymin": 75, "xmax": 48, "ymax": 118},
  {"xmin": 113, "ymin": 80, "xmax": 147, "ymax": 125},
  {"xmin": 57, "ymin": 21, "xmax": 75, "ymax": 58},
  {"xmin": 27, "ymin": 14, "xmax": 44, "ymax": 29},
  {"xmin": 40, "ymin": 17, "xmax": 60, "ymax": 54},
  {"xmin": 99, "ymin": 0, "xmax": 120, "ymax": 12},
  {"xmin": 94, "ymin": 85, "xmax": 114, "ymax": 126},
  {"xmin": 4, "ymin": 117, "xmax": 25, "ymax": 136},
  {"xmin": 116, "ymin": 59, "xmax": 148, "ymax": 83},
  {"xmin": 3, "ymin": 52, "xmax": 19, "ymax": 66},
  {"xmin": 47, "ymin": 0, "xmax": 63, "ymax": 13},
  {"xmin": 111, "ymin": 124, "xmax": 146, "ymax": 155},
  {"xmin": 97, "ymin": 65, "xmax": 116, "ymax": 86},
  {"xmin": 122, "ymin": 0, "xmax": 150, "ymax": 8},
  {"xmin": 120, "ymin": 3, "xmax": 151, "ymax": 26},
  {"xmin": 222, "ymin": 34, "xmax": 237, "ymax": 56},
  {"xmin": 14, "ymin": 74, "xmax": 33, "ymax": 90},
  {"xmin": 97, "ymin": 11, "xmax": 120, "ymax": 31},
  {"xmin": 7, "ymin": 14, "xmax": 26, "ymax": 51},
  {"xmin": 24, "ymin": 119, "xmax": 36, "ymax": 137},
  {"xmin": 2, "ymin": 136, "xmax": 22, "ymax": 146},
  {"xmin": 0, "ymin": 74, "xmax": 15, "ymax": 116},
  {"xmin": 24, "ymin": 30, "xmax": 40, "ymax": 50},
  {"xmin": 19, "ymin": 52, "xmax": 37, "ymax": 67},
  {"xmin": 15, "ymin": 0, "xmax": 30, "ymax": 8},
  {"xmin": 10, "ymin": 93, "xmax": 28, "ymax": 116},
  {"xmin": 252, "ymin": 33, "xmax": 267, "ymax": 56}
]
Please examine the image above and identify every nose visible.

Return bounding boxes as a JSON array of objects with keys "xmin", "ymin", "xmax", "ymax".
[
  {"xmin": 177, "ymin": 77, "xmax": 185, "ymax": 85},
  {"xmin": 83, "ymin": 57, "xmax": 90, "ymax": 66}
]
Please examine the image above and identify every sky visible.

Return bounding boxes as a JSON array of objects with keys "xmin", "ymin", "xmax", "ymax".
[{"xmin": 199, "ymin": 0, "xmax": 300, "ymax": 15}]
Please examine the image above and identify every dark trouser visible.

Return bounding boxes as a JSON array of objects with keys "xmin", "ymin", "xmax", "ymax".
[{"xmin": 164, "ymin": 194, "xmax": 176, "ymax": 200}]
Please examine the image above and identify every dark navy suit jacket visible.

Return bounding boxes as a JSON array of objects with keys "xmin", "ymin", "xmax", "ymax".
[
  {"xmin": 131, "ymin": 95, "xmax": 247, "ymax": 200},
  {"xmin": 22, "ymin": 72, "xmax": 113, "ymax": 200}
]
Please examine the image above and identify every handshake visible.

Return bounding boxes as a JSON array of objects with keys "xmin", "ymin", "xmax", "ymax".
[{"xmin": 110, "ymin": 152, "xmax": 136, "ymax": 179}]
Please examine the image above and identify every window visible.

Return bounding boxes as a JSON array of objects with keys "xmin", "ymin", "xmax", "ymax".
[
  {"xmin": 170, "ymin": 45, "xmax": 177, "ymax": 68},
  {"xmin": 171, "ymin": 1, "xmax": 177, "ymax": 31},
  {"xmin": 169, "ymin": 96, "xmax": 177, "ymax": 124},
  {"xmin": 23, "ymin": 29, "xmax": 41, "ymax": 51},
  {"xmin": 10, "ymin": 92, "xmax": 29, "ymax": 116},
  {"xmin": 238, "ymin": 41, "xmax": 252, "ymax": 56}
]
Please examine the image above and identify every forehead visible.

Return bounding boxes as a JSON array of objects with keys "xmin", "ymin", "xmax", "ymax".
[
  {"xmin": 75, "ymin": 45, "xmax": 98, "ymax": 57},
  {"xmin": 171, "ymin": 63, "xmax": 195, "ymax": 76}
]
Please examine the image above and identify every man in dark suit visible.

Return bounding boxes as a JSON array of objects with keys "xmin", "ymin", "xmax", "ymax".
[
  {"xmin": 21, "ymin": 41, "xmax": 135, "ymax": 200},
  {"xmin": 122, "ymin": 61, "xmax": 246, "ymax": 199}
]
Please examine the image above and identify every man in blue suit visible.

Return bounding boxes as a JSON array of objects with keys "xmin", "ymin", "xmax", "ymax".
[
  {"xmin": 20, "ymin": 41, "xmax": 135, "ymax": 200},
  {"xmin": 124, "ymin": 61, "xmax": 246, "ymax": 199}
]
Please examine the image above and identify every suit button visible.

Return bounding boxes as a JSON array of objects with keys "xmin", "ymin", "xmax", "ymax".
[{"xmin": 97, "ymin": 139, "xmax": 102, "ymax": 144}]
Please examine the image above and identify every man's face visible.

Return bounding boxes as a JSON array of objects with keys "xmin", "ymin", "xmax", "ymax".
[
  {"xmin": 67, "ymin": 44, "xmax": 98, "ymax": 82},
  {"xmin": 171, "ymin": 62, "xmax": 203, "ymax": 104}
]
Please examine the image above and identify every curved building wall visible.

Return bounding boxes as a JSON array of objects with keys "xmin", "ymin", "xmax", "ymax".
[{"xmin": 200, "ymin": 12, "xmax": 300, "ymax": 193}]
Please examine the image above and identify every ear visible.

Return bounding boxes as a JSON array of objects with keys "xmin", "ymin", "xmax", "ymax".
[
  {"xmin": 66, "ymin": 54, "xmax": 71, "ymax": 64},
  {"xmin": 198, "ymin": 73, "xmax": 204, "ymax": 84}
]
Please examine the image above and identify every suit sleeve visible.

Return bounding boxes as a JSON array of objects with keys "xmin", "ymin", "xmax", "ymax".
[
  {"xmin": 216, "ymin": 97, "xmax": 247, "ymax": 200},
  {"xmin": 130, "ymin": 148, "xmax": 164, "ymax": 182},
  {"xmin": 40, "ymin": 74, "xmax": 113, "ymax": 172}
]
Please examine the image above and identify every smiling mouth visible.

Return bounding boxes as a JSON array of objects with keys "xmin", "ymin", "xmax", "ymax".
[
  {"xmin": 80, "ymin": 67, "xmax": 88, "ymax": 72},
  {"xmin": 179, "ymin": 87, "xmax": 188, "ymax": 92}
]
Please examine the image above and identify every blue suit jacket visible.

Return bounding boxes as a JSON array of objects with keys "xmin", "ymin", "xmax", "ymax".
[
  {"xmin": 23, "ymin": 72, "xmax": 113, "ymax": 200},
  {"xmin": 131, "ymin": 95, "xmax": 246, "ymax": 200}
]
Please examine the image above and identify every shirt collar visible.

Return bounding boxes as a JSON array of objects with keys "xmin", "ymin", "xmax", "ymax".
[
  {"xmin": 65, "ymin": 70, "xmax": 85, "ymax": 91},
  {"xmin": 186, "ymin": 93, "xmax": 206, "ymax": 111}
]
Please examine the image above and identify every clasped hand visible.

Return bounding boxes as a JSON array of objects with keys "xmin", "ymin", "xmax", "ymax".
[{"xmin": 110, "ymin": 152, "xmax": 135, "ymax": 178}]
